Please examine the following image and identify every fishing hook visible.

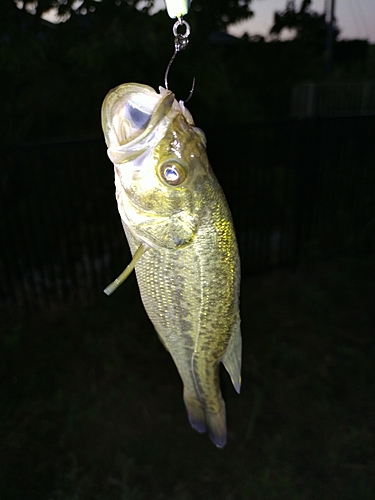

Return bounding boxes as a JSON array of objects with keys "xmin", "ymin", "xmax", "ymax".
[{"xmin": 164, "ymin": 17, "xmax": 195, "ymax": 103}]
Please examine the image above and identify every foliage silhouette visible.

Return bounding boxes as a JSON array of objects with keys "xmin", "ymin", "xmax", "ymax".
[
  {"xmin": 14, "ymin": 0, "xmax": 254, "ymax": 31},
  {"xmin": 270, "ymin": 0, "xmax": 339, "ymax": 49},
  {"xmin": 1, "ymin": 0, "xmax": 372, "ymax": 145}
]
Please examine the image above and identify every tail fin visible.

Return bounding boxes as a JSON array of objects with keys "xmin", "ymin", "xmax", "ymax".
[
  {"xmin": 205, "ymin": 404, "xmax": 227, "ymax": 448},
  {"xmin": 183, "ymin": 389, "xmax": 227, "ymax": 448},
  {"xmin": 183, "ymin": 388, "xmax": 207, "ymax": 434}
]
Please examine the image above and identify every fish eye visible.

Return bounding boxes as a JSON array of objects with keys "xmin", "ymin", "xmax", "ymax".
[{"xmin": 159, "ymin": 161, "xmax": 186, "ymax": 186}]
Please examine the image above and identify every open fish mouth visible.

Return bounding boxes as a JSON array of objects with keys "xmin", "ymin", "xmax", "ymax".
[{"xmin": 102, "ymin": 84, "xmax": 175, "ymax": 165}]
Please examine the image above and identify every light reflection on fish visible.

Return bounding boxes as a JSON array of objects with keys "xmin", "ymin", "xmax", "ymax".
[{"xmin": 102, "ymin": 83, "xmax": 241, "ymax": 448}]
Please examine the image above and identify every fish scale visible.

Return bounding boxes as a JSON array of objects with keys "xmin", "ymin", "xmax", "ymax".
[{"xmin": 102, "ymin": 83, "xmax": 241, "ymax": 448}]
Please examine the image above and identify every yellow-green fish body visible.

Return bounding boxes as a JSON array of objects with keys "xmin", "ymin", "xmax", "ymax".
[{"xmin": 102, "ymin": 83, "xmax": 241, "ymax": 447}]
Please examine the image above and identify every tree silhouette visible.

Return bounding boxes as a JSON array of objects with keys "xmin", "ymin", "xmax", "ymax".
[
  {"xmin": 13, "ymin": 0, "xmax": 148, "ymax": 17},
  {"xmin": 270, "ymin": 0, "xmax": 339, "ymax": 47},
  {"xmin": 15, "ymin": 0, "xmax": 254, "ymax": 30}
]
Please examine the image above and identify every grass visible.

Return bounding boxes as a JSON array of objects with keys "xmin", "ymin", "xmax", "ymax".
[{"xmin": 1, "ymin": 258, "xmax": 375, "ymax": 499}]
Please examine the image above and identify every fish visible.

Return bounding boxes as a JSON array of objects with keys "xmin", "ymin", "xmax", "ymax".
[{"xmin": 101, "ymin": 83, "xmax": 241, "ymax": 448}]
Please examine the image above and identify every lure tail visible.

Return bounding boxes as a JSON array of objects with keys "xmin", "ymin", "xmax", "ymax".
[
  {"xmin": 103, "ymin": 243, "xmax": 147, "ymax": 295},
  {"xmin": 183, "ymin": 388, "xmax": 227, "ymax": 448}
]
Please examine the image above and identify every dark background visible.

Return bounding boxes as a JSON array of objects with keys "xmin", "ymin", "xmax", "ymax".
[{"xmin": 1, "ymin": 1, "xmax": 375, "ymax": 498}]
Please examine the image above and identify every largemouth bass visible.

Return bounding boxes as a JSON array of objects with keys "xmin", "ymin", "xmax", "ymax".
[{"xmin": 102, "ymin": 83, "xmax": 241, "ymax": 448}]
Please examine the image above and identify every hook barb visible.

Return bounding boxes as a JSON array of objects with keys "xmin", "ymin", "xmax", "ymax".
[{"xmin": 184, "ymin": 77, "xmax": 195, "ymax": 103}]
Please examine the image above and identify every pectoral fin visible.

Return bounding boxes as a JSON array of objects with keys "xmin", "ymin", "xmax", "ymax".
[
  {"xmin": 103, "ymin": 243, "xmax": 147, "ymax": 295},
  {"xmin": 134, "ymin": 210, "xmax": 198, "ymax": 250},
  {"xmin": 222, "ymin": 321, "xmax": 242, "ymax": 394}
]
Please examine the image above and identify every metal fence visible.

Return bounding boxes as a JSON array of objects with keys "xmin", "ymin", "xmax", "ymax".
[
  {"xmin": 1, "ymin": 115, "xmax": 375, "ymax": 314},
  {"xmin": 291, "ymin": 82, "xmax": 375, "ymax": 118}
]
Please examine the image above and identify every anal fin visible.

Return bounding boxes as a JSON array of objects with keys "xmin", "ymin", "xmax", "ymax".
[{"xmin": 222, "ymin": 321, "xmax": 242, "ymax": 394}]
